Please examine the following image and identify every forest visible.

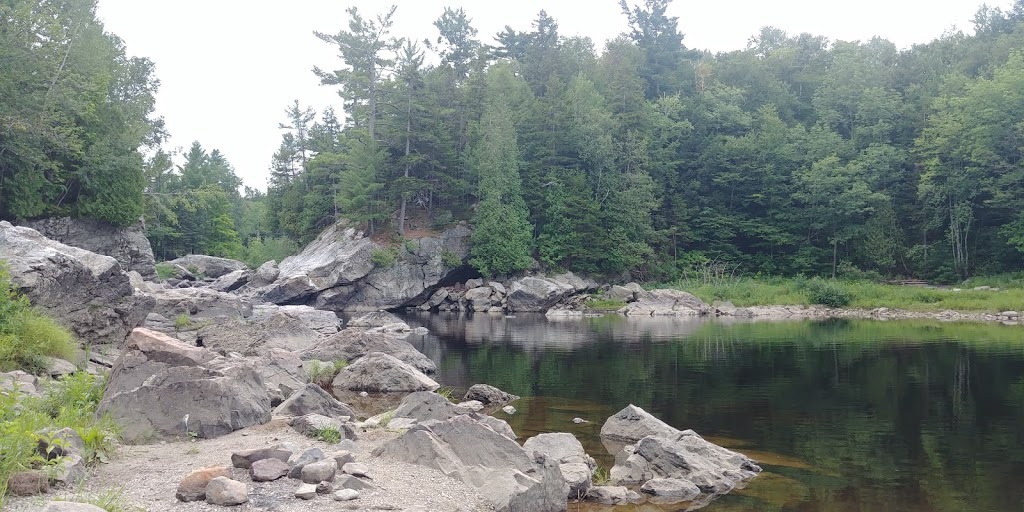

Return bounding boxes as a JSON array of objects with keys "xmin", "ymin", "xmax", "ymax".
[{"xmin": 3, "ymin": 0, "xmax": 1024, "ymax": 281}]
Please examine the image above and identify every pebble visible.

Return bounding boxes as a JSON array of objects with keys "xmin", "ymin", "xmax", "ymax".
[
  {"xmin": 343, "ymin": 462, "xmax": 370, "ymax": 477},
  {"xmin": 572, "ymin": 417, "xmax": 588, "ymax": 424},
  {"xmin": 295, "ymin": 483, "xmax": 317, "ymax": 500},
  {"xmin": 502, "ymin": 405, "xmax": 516, "ymax": 415},
  {"xmin": 334, "ymin": 489, "xmax": 360, "ymax": 501}
]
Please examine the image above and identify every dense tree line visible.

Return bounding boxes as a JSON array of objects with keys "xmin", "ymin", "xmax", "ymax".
[
  {"xmin": 0, "ymin": 0, "xmax": 162, "ymax": 226},
  {"xmin": 264, "ymin": 0, "xmax": 1024, "ymax": 281}
]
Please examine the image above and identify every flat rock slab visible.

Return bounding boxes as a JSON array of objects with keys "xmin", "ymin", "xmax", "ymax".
[
  {"xmin": 250, "ymin": 458, "xmax": 290, "ymax": 482},
  {"xmin": 334, "ymin": 489, "xmax": 360, "ymax": 501},
  {"xmin": 231, "ymin": 447, "xmax": 292, "ymax": 469},
  {"xmin": 205, "ymin": 477, "xmax": 248, "ymax": 506}
]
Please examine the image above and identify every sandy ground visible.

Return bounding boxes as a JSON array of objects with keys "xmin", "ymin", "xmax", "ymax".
[{"xmin": 6, "ymin": 418, "xmax": 494, "ymax": 512}]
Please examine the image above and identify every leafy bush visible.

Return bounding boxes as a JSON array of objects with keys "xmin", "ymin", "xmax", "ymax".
[
  {"xmin": 804, "ymin": 278, "xmax": 853, "ymax": 307},
  {"xmin": 242, "ymin": 236, "xmax": 298, "ymax": 268},
  {"xmin": 0, "ymin": 264, "xmax": 76, "ymax": 373},
  {"xmin": 371, "ymin": 246, "xmax": 400, "ymax": 267},
  {"xmin": 404, "ymin": 239, "xmax": 418, "ymax": 254},
  {"xmin": 310, "ymin": 426, "xmax": 342, "ymax": 444},
  {"xmin": 154, "ymin": 263, "xmax": 176, "ymax": 280},
  {"xmin": 307, "ymin": 359, "xmax": 348, "ymax": 390},
  {"xmin": 441, "ymin": 250, "xmax": 462, "ymax": 268},
  {"xmin": 174, "ymin": 314, "xmax": 193, "ymax": 331}
]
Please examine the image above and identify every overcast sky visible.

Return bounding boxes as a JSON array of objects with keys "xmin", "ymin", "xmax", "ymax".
[{"xmin": 95, "ymin": 0, "xmax": 1011, "ymax": 190}]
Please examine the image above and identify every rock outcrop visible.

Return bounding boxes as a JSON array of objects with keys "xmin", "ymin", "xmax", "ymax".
[
  {"xmin": 274, "ymin": 384, "xmax": 357, "ymax": 419},
  {"xmin": 0, "ymin": 221, "xmax": 153, "ymax": 345},
  {"xmin": 22, "ymin": 216, "xmax": 156, "ymax": 278},
  {"xmin": 97, "ymin": 328, "xmax": 271, "ymax": 442},
  {"xmin": 331, "ymin": 352, "xmax": 439, "ymax": 392},
  {"xmin": 299, "ymin": 328, "xmax": 436, "ymax": 373},
  {"xmin": 600, "ymin": 404, "xmax": 684, "ymax": 447},
  {"xmin": 195, "ymin": 310, "xmax": 321, "ymax": 356},
  {"xmin": 618, "ymin": 289, "xmax": 710, "ymax": 316},
  {"xmin": 464, "ymin": 384, "xmax": 520, "ymax": 405},
  {"xmin": 166, "ymin": 254, "xmax": 247, "ymax": 279},
  {"xmin": 505, "ymin": 273, "xmax": 598, "ymax": 312},
  {"xmin": 372, "ymin": 415, "xmax": 568, "ymax": 512},
  {"xmin": 253, "ymin": 222, "xmax": 471, "ymax": 311}
]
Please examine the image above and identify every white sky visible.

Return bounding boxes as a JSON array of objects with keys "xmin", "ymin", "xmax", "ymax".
[{"xmin": 95, "ymin": 0, "xmax": 1011, "ymax": 190}]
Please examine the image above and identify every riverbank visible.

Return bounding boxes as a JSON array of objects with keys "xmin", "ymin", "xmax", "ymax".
[{"xmin": 663, "ymin": 277, "xmax": 1023, "ymax": 316}]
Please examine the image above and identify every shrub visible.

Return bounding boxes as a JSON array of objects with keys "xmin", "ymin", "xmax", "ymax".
[
  {"xmin": 154, "ymin": 263, "xmax": 175, "ymax": 280},
  {"xmin": 310, "ymin": 426, "xmax": 342, "ymax": 444},
  {"xmin": 437, "ymin": 386, "xmax": 455, "ymax": 402},
  {"xmin": 174, "ymin": 314, "xmax": 193, "ymax": 331},
  {"xmin": 441, "ymin": 250, "xmax": 462, "ymax": 268},
  {"xmin": 804, "ymin": 278, "xmax": 853, "ymax": 307},
  {"xmin": 0, "ymin": 264, "xmax": 76, "ymax": 373},
  {"xmin": 242, "ymin": 236, "xmax": 298, "ymax": 269},
  {"xmin": 404, "ymin": 239, "xmax": 418, "ymax": 254},
  {"xmin": 307, "ymin": 359, "xmax": 348, "ymax": 390},
  {"xmin": 371, "ymin": 246, "xmax": 400, "ymax": 267}
]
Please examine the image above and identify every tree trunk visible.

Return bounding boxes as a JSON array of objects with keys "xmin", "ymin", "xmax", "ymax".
[{"xmin": 399, "ymin": 86, "xmax": 412, "ymax": 236}]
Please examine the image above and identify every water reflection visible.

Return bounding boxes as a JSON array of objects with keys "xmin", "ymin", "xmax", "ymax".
[{"xmin": 397, "ymin": 313, "xmax": 1024, "ymax": 512}]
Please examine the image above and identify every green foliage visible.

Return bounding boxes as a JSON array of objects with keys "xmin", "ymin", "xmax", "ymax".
[
  {"xmin": 0, "ymin": 372, "xmax": 117, "ymax": 499},
  {"xmin": 174, "ymin": 314, "xmax": 193, "ymax": 332},
  {"xmin": 803, "ymin": 278, "xmax": 854, "ymax": 307},
  {"xmin": 0, "ymin": 266, "xmax": 76, "ymax": 373},
  {"xmin": 307, "ymin": 359, "xmax": 348, "ymax": 390},
  {"xmin": 592, "ymin": 466, "xmax": 611, "ymax": 486},
  {"xmin": 80, "ymin": 487, "xmax": 140, "ymax": 512},
  {"xmin": 371, "ymin": 246, "xmax": 401, "ymax": 268},
  {"xmin": 585, "ymin": 297, "xmax": 628, "ymax": 311},
  {"xmin": 310, "ymin": 426, "xmax": 342, "ymax": 444},
  {"xmin": 441, "ymin": 250, "xmax": 463, "ymax": 268},
  {"xmin": 436, "ymin": 387, "xmax": 455, "ymax": 402},
  {"xmin": 154, "ymin": 263, "xmax": 175, "ymax": 280}
]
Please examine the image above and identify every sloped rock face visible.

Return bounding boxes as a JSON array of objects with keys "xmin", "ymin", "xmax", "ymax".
[
  {"xmin": 618, "ymin": 289, "xmax": 710, "ymax": 317},
  {"xmin": 253, "ymin": 222, "xmax": 471, "ymax": 311},
  {"xmin": 22, "ymin": 216, "xmax": 156, "ymax": 278},
  {"xmin": 372, "ymin": 415, "xmax": 568, "ymax": 512},
  {"xmin": 97, "ymin": 328, "xmax": 271, "ymax": 443},
  {"xmin": 196, "ymin": 311, "xmax": 321, "ymax": 356},
  {"xmin": 331, "ymin": 352, "xmax": 439, "ymax": 392},
  {"xmin": 506, "ymin": 273, "xmax": 598, "ymax": 312},
  {"xmin": 0, "ymin": 221, "xmax": 153, "ymax": 345},
  {"xmin": 299, "ymin": 328, "xmax": 436, "ymax": 373}
]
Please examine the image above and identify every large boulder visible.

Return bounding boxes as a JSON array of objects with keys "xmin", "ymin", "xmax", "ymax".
[
  {"xmin": 195, "ymin": 311, "xmax": 320, "ymax": 356},
  {"xmin": 255, "ymin": 222, "xmax": 472, "ymax": 311},
  {"xmin": 167, "ymin": 254, "xmax": 247, "ymax": 279},
  {"xmin": 258, "ymin": 349, "xmax": 308, "ymax": 406},
  {"xmin": 299, "ymin": 328, "xmax": 435, "ymax": 373},
  {"xmin": 251, "ymin": 304, "xmax": 341, "ymax": 335},
  {"xmin": 22, "ymin": 216, "xmax": 156, "ymax": 279},
  {"xmin": 208, "ymin": 269, "xmax": 250, "ymax": 292},
  {"xmin": 506, "ymin": 273, "xmax": 597, "ymax": 312},
  {"xmin": 149, "ymin": 287, "xmax": 252, "ymax": 321},
  {"xmin": 331, "ymin": 352, "xmax": 438, "ymax": 393},
  {"xmin": 600, "ymin": 404, "xmax": 683, "ymax": 447},
  {"xmin": 464, "ymin": 384, "xmax": 519, "ymax": 405},
  {"xmin": 274, "ymin": 383, "xmax": 357, "ymax": 419},
  {"xmin": 523, "ymin": 433, "xmax": 595, "ymax": 468},
  {"xmin": 372, "ymin": 415, "xmax": 568, "ymax": 512},
  {"xmin": 618, "ymin": 289, "xmax": 709, "ymax": 317},
  {"xmin": 97, "ymin": 328, "xmax": 271, "ymax": 443},
  {"xmin": 392, "ymin": 391, "xmax": 461, "ymax": 423},
  {"xmin": 0, "ymin": 221, "xmax": 153, "ymax": 345},
  {"xmin": 609, "ymin": 432, "xmax": 761, "ymax": 501}
]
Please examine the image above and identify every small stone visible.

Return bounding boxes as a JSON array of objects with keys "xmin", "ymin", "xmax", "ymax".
[
  {"xmin": 331, "ymin": 450, "xmax": 356, "ymax": 468},
  {"xmin": 205, "ymin": 476, "xmax": 248, "ymax": 506},
  {"xmin": 572, "ymin": 417, "xmax": 588, "ymax": 424},
  {"xmin": 231, "ymin": 447, "xmax": 291, "ymax": 469},
  {"xmin": 288, "ymin": 448, "xmax": 325, "ymax": 478},
  {"xmin": 336, "ymin": 474, "xmax": 378, "ymax": 492},
  {"xmin": 176, "ymin": 466, "xmax": 230, "ymax": 502},
  {"xmin": 333, "ymin": 489, "xmax": 360, "ymax": 501},
  {"xmin": 295, "ymin": 483, "xmax": 318, "ymax": 500},
  {"xmin": 342, "ymin": 462, "xmax": 370, "ymax": 477},
  {"xmin": 7, "ymin": 470, "xmax": 49, "ymax": 496},
  {"xmin": 457, "ymin": 400, "xmax": 484, "ymax": 412},
  {"xmin": 301, "ymin": 458, "xmax": 337, "ymax": 484},
  {"xmin": 359, "ymin": 391, "xmax": 369, "ymax": 397},
  {"xmin": 502, "ymin": 405, "xmax": 516, "ymax": 415},
  {"xmin": 250, "ymin": 458, "xmax": 289, "ymax": 482},
  {"xmin": 316, "ymin": 481, "xmax": 334, "ymax": 494}
]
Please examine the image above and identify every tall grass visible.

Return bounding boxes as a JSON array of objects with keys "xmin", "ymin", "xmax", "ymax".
[
  {"xmin": 0, "ymin": 372, "xmax": 119, "ymax": 503},
  {"xmin": 666, "ymin": 276, "xmax": 1024, "ymax": 313},
  {"xmin": 0, "ymin": 264, "xmax": 76, "ymax": 373}
]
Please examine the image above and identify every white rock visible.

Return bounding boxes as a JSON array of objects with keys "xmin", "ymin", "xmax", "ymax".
[{"xmin": 333, "ymin": 489, "xmax": 360, "ymax": 501}]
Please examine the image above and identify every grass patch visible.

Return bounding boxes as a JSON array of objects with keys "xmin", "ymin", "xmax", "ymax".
[
  {"xmin": 378, "ymin": 409, "xmax": 396, "ymax": 428},
  {"xmin": 154, "ymin": 263, "xmax": 176, "ymax": 280},
  {"xmin": 585, "ymin": 298, "xmax": 628, "ymax": 311},
  {"xmin": 441, "ymin": 250, "xmax": 462, "ymax": 268},
  {"xmin": 78, "ymin": 487, "xmax": 141, "ymax": 512},
  {"xmin": 0, "ymin": 372, "xmax": 119, "ymax": 502},
  {"xmin": 370, "ymin": 246, "xmax": 400, "ymax": 267},
  {"xmin": 437, "ymin": 386, "xmax": 455, "ymax": 402},
  {"xmin": 592, "ymin": 466, "xmax": 610, "ymax": 485},
  {"xmin": 307, "ymin": 359, "xmax": 348, "ymax": 390},
  {"xmin": 174, "ymin": 314, "xmax": 193, "ymax": 332},
  {"xmin": 310, "ymin": 426, "xmax": 342, "ymax": 444},
  {"xmin": 664, "ymin": 276, "xmax": 1024, "ymax": 313},
  {"xmin": 0, "ymin": 264, "xmax": 76, "ymax": 373}
]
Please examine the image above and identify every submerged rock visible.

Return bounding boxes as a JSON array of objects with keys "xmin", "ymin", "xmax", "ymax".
[{"xmin": 464, "ymin": 384, "xmax": 519, "ymax": 405}]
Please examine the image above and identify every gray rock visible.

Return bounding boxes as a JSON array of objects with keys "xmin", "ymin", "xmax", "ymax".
[
  {"xmin": 205, "ymin": 476, "xmax": 248, "ymax": 506},
  {"xmin": 560, "ymin": 462, "xmax": 592, "ymax": 499},
  {"xmin": 288, "ymin": 448, "xmax": 326, "ymax": 479},
  {"xmin": 640, "ymin": 478, "xmax": 701, "ymax": 501},
  {"xmin": 523, "ymin": 432, "xmax": 595, "ymax": 468},
  {"xmin": 275, "ymin": 384, "xmax": 357, "ymax": 419},
  {"xmin": 37, "ymin": 427, "xmax": 85, "ymax": 459},
  {"xmin": 176, "ymin": 466, "xmax": 231, "ymax": 501},
  {"xmin": 340, "ymin": 462, "xmax": 368, "ymax": 477},
  {"xmin": 300, "ymin": 328, "xmax": 436, "ymax": 373},
  {"xmin": 620, "ymin": 289, "xmax": 709, "ymax": 317},
  {"xmin": 295, "ymin": 483, "xmax": 318, "ymax": 500},
  {"xmin": 464, "ymin": 384, "xmax": 519, "ymax": 405},
  {"xmin": 331, "ymin": 451, "xmax": 356, "ymax": 468},
  {"xmin": 251, "ymin": 304, "xmax": 341, "ymax": 335},
  {"xmin": 196, "ymin": 310, "xmax": 320, "ymax": 357},
  {"xmin": 600, "ymin": 404, "xmax": 682, "ymax": 447},
  {"xmin": 0, "ymin": 221, "xmax": 153, "ymax": 345},
  {"xmin": 506, "ymin": 276, "xmax": 576, "ymax": 312},
  {"xmin": 0, "ymin": 370, "xmax": 38, "ymax": 395},
  {"xmin": 43, "ymin": 357, "xmax": 78, "ymax": 377},
  {"xmin": 292, "ymin": 414, "xmax": 357, "ymax": 441},
  {"xmin": 393, "ymin": 391, "xmax": 460, "ymax": 423},
  {"xmin": 387, "ymin": 417, "xmax": 418, "ymax": 429},
  {"xmin": 502, "ymin": 405, "xmax": 516, "ymax": 415},
  {"xmin": 465, "ymin": 278, "xmax": 484, "ymax": 289},
  {"xmin": 605, "ymin": 285, "xmax": 637, "ymax": 302},
  {"xmin": 336, "ymin": 474, "xmax": 378, "ymax": 492},
  {"xmin": 464, "ymin": 286, "xmax": 494, "ymax": 310},
  {"xmin": 471, "ymin": 414, "xmax": 518, "ymax": 440},
  {"xmin": 208, "ymin": 269, "xmax": 250, "ymax": 292},
  {"xmin": 259, "ymin": 349, "xmax": 308, "ymax": 406},
  {"xmin": 586, "ymin": 486, "xmax": 644, "ymax": 505},
  {"xmin": 348, "ymin": 311, "xmax": 406, "ymax": 328},
  {"xmin": 22, "ymin": 216, "xmax": 156, "ymax": 278},
  {"xmin": 41, "ymin": 502, "xmax": 107, "ymax": 512},
  {"xmin": 249, "ymin": 260, "xmax": 280, "ymax": 289},
  {"xmin": 331, "ymin": 352, "xmax": 439, "ymax": 393},
  {"xmin": 149, "ymin": 286, "xmax": 251, "ymax": 321},
  {"xmin": 489, "ymin": 282, "xmax": 507, "ymax": 295},
  {"xmin": 168, "ymin": 254, "xmax": 247, "ymax": 279},
  {"xmin": 333, "ymin": 489, "xmax": 360, "ymax": 501},
  {"xmin": 610, "ymin": 433, "xmax": 760, "ymax": 499},
  {"xmin": 457, "ymin": 400, "xmax": 484, "ymax": 412},
  {"xmin": 97, "ymin": 328, "xmax": 271, "ymax": 443},
  {"xmin": 300, "ymin": 459, "xmax": 337, "ymax": 484},
  {"xmin": 231, "ymin": 447, "xmax": 292, "ymax": 469},
  {"xmin": 316, "ymin": 481, "xmax": 334, "ymax": 494},
  {"xmin": 259, "ymin": 224, "xmax": 377, "ymax": 304},
  {"xmin": 250, "ymin": 458, "xmax": 290, "ymax": 482},
  {"xmin": 572, "ymin": 418, "xmax": 588, "ymax": 424},
  {"xmin": 372, "ymin": 415, "xmax": 568, "ymax": 512}
]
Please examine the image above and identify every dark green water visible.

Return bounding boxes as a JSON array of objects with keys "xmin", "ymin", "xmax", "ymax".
[{"xmin": 398, "ymin": 312, "xmax": 1024, "ymax": 512}]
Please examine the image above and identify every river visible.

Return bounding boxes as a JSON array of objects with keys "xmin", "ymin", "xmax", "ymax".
[{"xmin": 394, "ymin": 312, "xmax": 1024, "ymax": 512}]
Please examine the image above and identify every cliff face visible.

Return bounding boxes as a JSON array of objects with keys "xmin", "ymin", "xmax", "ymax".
[{"xmin": 251, "ymin": 222, "xmax": 472, "ymax": 312}]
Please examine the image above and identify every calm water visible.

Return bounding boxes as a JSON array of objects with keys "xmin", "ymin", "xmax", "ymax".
[{"xmin": 395, "ymin": 312, "xmax": 1024, "ymax": 512}]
